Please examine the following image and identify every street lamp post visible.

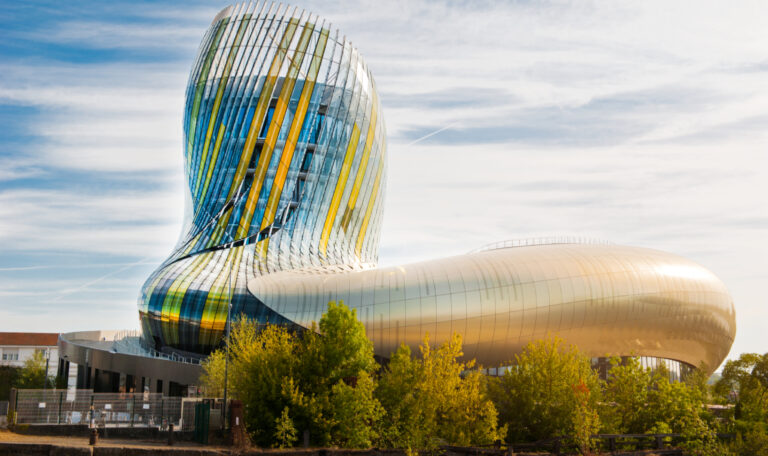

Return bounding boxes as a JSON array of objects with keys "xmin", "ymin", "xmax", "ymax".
[
  {"xmin": 222, "ymin": 245, "xmax": 234, "ymax": 431},
  {"xmin": 43, "ymin": 350, "xmax": 50, "ymax": 390},
  {"xmin": 205, "ymin": 185, "xmax": 249, "ymax": 433}
]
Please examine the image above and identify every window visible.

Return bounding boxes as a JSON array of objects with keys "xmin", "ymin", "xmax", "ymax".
[
  {"xmin": 2, "ymin": 349, "xmax": 19, "ymax": 361},
  {"xmin": 299, "ymin": 108, "xmax": 326, "ymax": 144},
  {"xmin": 248, "ymin": 143, "xmax": 262, "ymax": 170},
  {"xmin": 300, "ymin": 151, "xmax": 313, "ymax": 173},
  {"xmin": 293, "ymin": 177, "xmax": 305, "ymax": 201},
  {"xmin": 259, "ymin": 105, "xmax": 275, "ymax": 138},
  {"xmin": 309, "ymin": 113, "xmax": 325, "ymax": 144}
]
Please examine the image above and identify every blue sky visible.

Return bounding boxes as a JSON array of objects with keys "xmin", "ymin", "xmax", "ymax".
[{"xmin": 1, "ymin": 0, "xmax": 766, "ymax": 367}]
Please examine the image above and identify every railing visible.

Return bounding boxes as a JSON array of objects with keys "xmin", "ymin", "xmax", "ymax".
[
  {"xmin": 468, "ymin": 236, "xmax": 612, "ymax": 254},
  {"xmin": 112, "ymin": 330, "xmax": 203, "ymax": 364},
  {"xmin": 136, "ymin": 344, "xmax": 203, "ymax": 366},
  {"xmin": 0, "ymin": 400, "xmax": 8, "ymax": 416},
  {"xmin": 61, "ymin": 331, "xmax": 202, "ymax": 366}
]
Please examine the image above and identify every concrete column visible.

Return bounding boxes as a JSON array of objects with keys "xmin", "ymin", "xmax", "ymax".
[
  {"xmin": 88, "ymin": 367, "xmax": 96, "ymax": 390},
  {"xmin": 56, "ymin": 358, "xmax": 66, "ymax": 386}
]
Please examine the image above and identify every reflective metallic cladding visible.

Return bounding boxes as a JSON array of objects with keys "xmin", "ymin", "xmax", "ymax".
[
  {"xmin": 139, "ymin": 2, "xmax": 736, "ymax": 373},
  {"xmin": 248, "ymin": 244, "xmax": 735, "ymax": 371}
]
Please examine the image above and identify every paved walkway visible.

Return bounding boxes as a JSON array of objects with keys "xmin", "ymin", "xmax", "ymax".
[{"xmin": 0, "ymin": 429, "xmax": 226, "ymax": 450}]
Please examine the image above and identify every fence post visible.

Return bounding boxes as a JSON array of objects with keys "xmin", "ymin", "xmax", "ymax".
[
  {"xmin": 130, "ymin": 394, "xmax": 135, "ymax": 428},
  {"xmin": 58, "ymin": 392, "xmax": 63, "ymax": 424},
  {"xmin": 10, "ymin": 388, "xmax": 17, "ymax": 425}
]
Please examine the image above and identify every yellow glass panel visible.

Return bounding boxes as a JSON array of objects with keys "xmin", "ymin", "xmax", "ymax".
[
  {"xmin": 236, "ymin": 21, "xmax": 316, "ymax": 239},
  {"xmin": 211, "ymin": 17, "xmax": 300, "ymax": 245},
  {"xmin": 319, "ymin": 123, "xmax": 360, "ymax": 255},
  {"xmin": 340, "ymin": 93, "xmax": 378, "ymax": 232},
  {"xmin": 194, "ymin": 16, "xmax": 251, "ymax": 198},
  {"xmin": 259, "ymin": 28, "xmax": 329, "ymax": 234},
  {"xmin": 354, "ymin": 159, "xmax": 384, "ymax": 257}
]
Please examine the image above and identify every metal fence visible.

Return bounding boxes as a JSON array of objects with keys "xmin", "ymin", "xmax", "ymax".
[
  {"xmin": 0, "ymin": 400, "xmax": 8, "ymax": 416},
  {"xmin": 10, "ymin": 389, "xmax": 223, "ymax": 431}
]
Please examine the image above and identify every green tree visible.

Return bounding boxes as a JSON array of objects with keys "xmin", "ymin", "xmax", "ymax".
[
  {"xmin": 684, "ymin": 362, "xmax": 713, "ymax": 404},
  {"xmin": 714, "ymin": 353, "xmax": 768, "ymax": 454},
  {"xmin": 601, "ymin": 357, "xmax": 723, "ymax": 455},
  {"xmin": 729, "ymin": 425, "xmax": 768, "ymax": 456},
  {"xmin": 377, "ymin": 334, "xmax": 503, "ymax": 449},
  {"xmin": 487, "ymin": 337, "xmax": 601, "ymax": 444},
  {"xmin": 375, "ymin": 344, "xmax": 427, "ymax": 449},
  {"xmin": 646, "ymin": 369, "xmax": 721, "ymax": 455},
  {"xmin": 572, "ymin": 379, "xmax": 600, "ymax": 455},
  {"xmin": 311, "ymin": 300, "xmax": 377, "ymax": 385},
  {"xmin": 199, "ymin": 349, "xmax": 226, "ymax": 397},
  {"xmin": 285, "ymin": 301, "xmax": 381, "ymax": 447},
  {"xmin": 17, "ymin": 350, "xmax": 51, "ymax": 389},
  {"xmin": 601, "ymin": 357, "xmax": 651, "ymax": 433},
  {"xmin": 422, "ymin": 335, "xmax": 501, "ymax": 447},
  {"xmin": 236, "ymin": 324, "xmax": 299, "ymax": 446},
  {"xmin": 274, "ymin": 407, "xmax": 299, "ymax": 448},
  {"xmin": 199, "ymin": 317, "xmax": 300, "ymax": 445},
  {"xmin": 200, "ymin": 302, "xmax": 381, "ymax": 448},
  {"xmin": 715, "ymin": 353, "xmax": 768, "ymax": 423},
  {"xmin": 327, "ymin": 371, "xmax": 383, "ymax": 448}
]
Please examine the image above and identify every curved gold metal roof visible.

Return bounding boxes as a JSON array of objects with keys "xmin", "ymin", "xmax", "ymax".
[{"xmin": 248, "ymin": 243, "xmax": 735, "ymax": 372}]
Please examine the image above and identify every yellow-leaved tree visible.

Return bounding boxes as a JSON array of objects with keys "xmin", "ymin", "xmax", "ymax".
[{"xmin": 376, "ymin": 334, "xmax": 503, "ymax": 450}]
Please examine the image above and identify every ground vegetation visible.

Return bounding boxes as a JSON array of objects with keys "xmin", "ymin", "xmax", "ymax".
[{"xmin": 202, "ymin": 310, "xmax": 768, "ymax": 455}]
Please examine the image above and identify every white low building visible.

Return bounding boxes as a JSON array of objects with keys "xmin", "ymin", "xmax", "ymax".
[{"xmin": 0, "ymin": 332, "xmax": 59, "ymax": 377}]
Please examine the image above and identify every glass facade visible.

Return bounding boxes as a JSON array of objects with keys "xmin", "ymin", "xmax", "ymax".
[
  {"xmin": 139, "ymin": 3, "xmax": 386, "ymax": 354},
  {"xmin": 590, "ymin": 356, "xmax": 695, "ymax": 383},
  {"xmin": 139, "ymin": 2, "xmax": 736, "ymax": 374},
  {"xmin": 484, "ymin": 356, "xmax": 694, "ymax": 383}
]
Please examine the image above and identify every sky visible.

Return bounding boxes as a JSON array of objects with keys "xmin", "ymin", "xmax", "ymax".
[{"xmin": 0, "ymin": 0, "xmax": 766, "ymax": 368}]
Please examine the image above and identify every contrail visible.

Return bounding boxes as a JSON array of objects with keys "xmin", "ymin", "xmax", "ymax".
[
  {"xmin": 50, "ymin": 256, "xmax": 157, "ymax": 302},
  {"xmin": 405, "ymin": 121, "xmax": 460, "ymax": 147}
]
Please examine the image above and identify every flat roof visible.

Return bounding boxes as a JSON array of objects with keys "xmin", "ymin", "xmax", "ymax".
[{"xmin": 0, "ymin": 332, "xmax": 59, "ymax": 347}]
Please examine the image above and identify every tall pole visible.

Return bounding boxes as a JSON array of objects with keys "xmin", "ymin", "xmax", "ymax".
[
  {"xmin": 222, "ymin": 252, "xmax": 233, "ymax": 430},
  {"xmin": 43, "ymin": 350, "xmax": 50, "ymax": 392}
]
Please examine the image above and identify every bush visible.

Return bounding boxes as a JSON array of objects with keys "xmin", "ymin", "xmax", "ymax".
[
  {"xmin": 200, "ymin": 301, "xmax": 381, "ymax": 448},
  {"xmin": 376, "ymin": 334, "xmax": 503, "ymax": 449},
  {"xmin": 16, "ymin": 351, "xmax": 53, "ymax": 389},
  {"xmin": 731, "ymin": 426, "xmax": 768, "ymax": 456},
  {"xmin": 487, "ymin": 337, "xmax": 601, "ymax": 446}
]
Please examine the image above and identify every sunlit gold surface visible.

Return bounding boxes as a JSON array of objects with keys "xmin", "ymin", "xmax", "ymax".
[{"xmin": 247, "ymin": 244, "xmax": 735, "ymax": 372}]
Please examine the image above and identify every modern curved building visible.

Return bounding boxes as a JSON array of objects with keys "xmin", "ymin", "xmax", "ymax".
[
  {"xmin": 139, "ymin": 2, "xmax": 386, "ymax": 354},
  {"xmin": 137, "ymin": 1, "xmax": 736, "ymax": 377}
]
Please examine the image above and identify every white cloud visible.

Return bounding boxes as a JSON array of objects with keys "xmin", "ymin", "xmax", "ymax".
[
  {"xmin": 0, "ymin": 157, "xmax": 44, "ymax": 181},
  {"xmin": 0, "ymin": 189, "xmax": 183, "ymax": 257},
  {"xmin": 0, "ymin": 61, "xmax": 188, "ymax": 172}
]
